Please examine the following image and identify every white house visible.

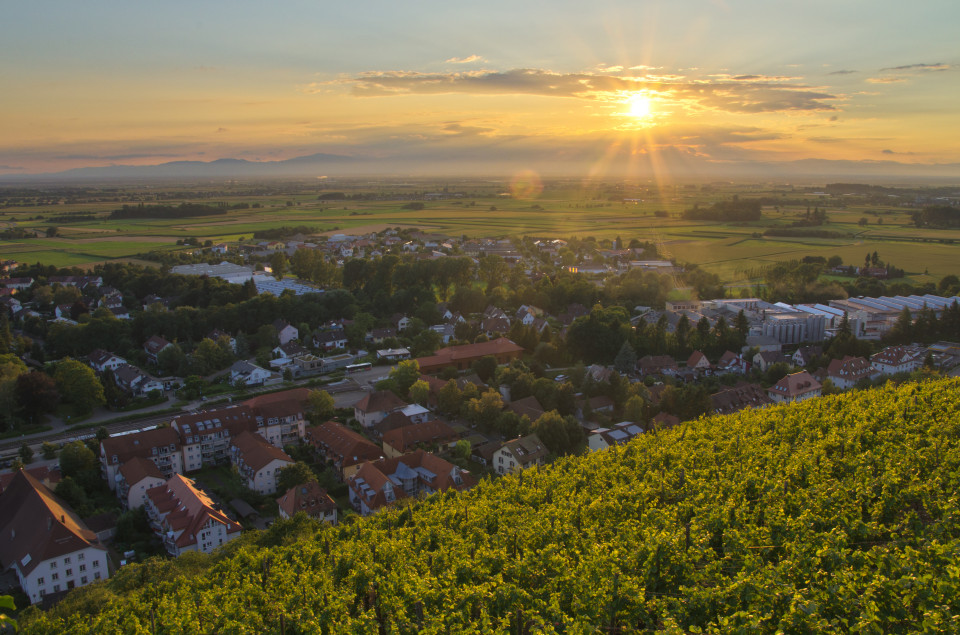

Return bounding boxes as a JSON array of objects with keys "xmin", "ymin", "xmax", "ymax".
[
  {"xmin": 230, "ymin": 360, "xmax": 276, "ymax": 386},
  {"xmin": 767, "ymin": 371, "xmax": 822, "ymax": 403},
  {"xmin": 871, "ymin": 345, "xmax": 925, "ymax": 377},
  {"xmin": 276, "ymin": 481, "xmax": 338, "ymax": 524},
  {"xmin": 0, "ymin": 471, "xmax": 110, "ymax": 604},
  {"xmin": 229, "ymin": 431, "xmax": 294, "ymax": 495},
  {"xmin": 493, "ymin": 434, "xmax": 549, "ymax": 475},
  {"xmin": 88, "ymin": 349, "xmax": 127, "ymax": 373},
  {"xmin": 115, "ymin": 457, "xmax": 167, "ymax": 509},
  {"xmin": 272, "ymin": 319, "xmax": 299, "ymax": 346},
  {"xmin": 144, "ymin": 474, "xmax": 242, "ymax": 556}
]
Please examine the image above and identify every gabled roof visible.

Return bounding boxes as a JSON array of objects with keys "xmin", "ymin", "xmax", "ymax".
[
  {"xmin": 498, "ymin": 434, "xmax": 549, "ymax": 466},
  {"xmin": 231, "ymin": 431, "xmax": 293, "ymax": 472},
  {"xmin": 710, "ymin": 383, "xmax": 773, "ymax": 415},
  {"xmin": 768, "ymin": 371, "xmax": 821, "ymax": 397},
  {"xmin": 146, "ymin": 474, "xmax": 240, "ymax": 548},
  {"xmin": 354, "ymin": 390, "xmax": 408, "ymax": 414},
  {"xmin": 507, "ymin": 395, "xmax": 546, "ymax": 421},
  {"xmin": 0, "ymin": 471, "xmax": 105, "ymax": 576},
  {"xmin": 276, "ymin": 481, "xmax": 336, "ymax": 519},
  {"xmin": 416, "ymin": 337, "xmax": 524, "ymax": 369},
  {"xmin": 306, "ymin": 422, "xmax": 382, "ymax": 468},
  {"xmin": 118, "ymin": 456, "xmax": 165, "ymax": 485},
  {"xmin": 381, "ymin": 420, "xmax": 459, "ymax": 454},
  {"xmin": 144, "ymin": 335, "xmax": 172, "ymax": 354},
  {"xmin": 101, "ymin": 427, "xmax": 180, "ymax": 465}
]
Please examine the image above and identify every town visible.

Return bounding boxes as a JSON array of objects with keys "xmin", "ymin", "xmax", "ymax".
[{"xmin": 2, "ymin": 221, "xmax": 959, "ymax": 607}]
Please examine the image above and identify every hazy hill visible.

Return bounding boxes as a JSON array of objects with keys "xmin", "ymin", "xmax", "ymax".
[{"xmin": 21, "ymin": 379, "xmax": 960, "ymax": 633}]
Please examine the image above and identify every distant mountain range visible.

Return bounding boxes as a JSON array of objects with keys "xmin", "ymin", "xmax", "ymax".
[{"xmin": 2, "ymin": 151, "xmax": 959, "ymax": 183}]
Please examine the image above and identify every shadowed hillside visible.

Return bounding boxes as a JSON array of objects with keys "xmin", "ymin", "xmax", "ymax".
[{"xmin": 21, "ymin": 379, "xmax": 960, "ymax": 633}]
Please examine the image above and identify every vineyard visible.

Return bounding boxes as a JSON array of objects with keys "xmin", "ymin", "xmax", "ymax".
[{"xmin": 22, "ymin": 379, "xmax": 960, "ymax": 633}]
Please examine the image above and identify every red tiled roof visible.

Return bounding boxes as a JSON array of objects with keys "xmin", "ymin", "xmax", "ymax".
[
  {"xmin": 306, "ymin": 422, "xmax": 382, "ymax": 468},
  {"xmin": 0, "ymin": 471, "xmax": 105, "ymax": 576},
  {"xmin": 276, "ymin": 481, "xmax": 337, "ymax": 519},
  {"xmin": 101, "ymin": 427, "xmax": 180, "ymax": 465},
  {"xmin": 354, "ymin": 390, "xmax": 408, "ymax": 414},
  {"xmin": 231, "ymin": 431, "xmax": 293, "ymax": 472},
  {"xmin": 382, "ymin": 420, "xmax": 459, "ymax": 454},
  {"xmin": 118, "ymin": 456, "xmax": 165, "ymax": 485}
]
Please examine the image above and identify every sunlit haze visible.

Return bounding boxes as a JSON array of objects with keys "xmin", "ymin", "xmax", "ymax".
[{"xmin": 2, "ymin": 0, "xmax": 959, "ymax": 179}]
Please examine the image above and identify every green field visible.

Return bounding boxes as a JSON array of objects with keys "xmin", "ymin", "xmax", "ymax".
[{"xmin": 2, "ymin": 182, "xmax": 959, "ymax": 283}]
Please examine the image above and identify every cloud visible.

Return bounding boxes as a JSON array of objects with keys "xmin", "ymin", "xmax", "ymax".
[
  {"xmin": 0, "ymin": 165, "xmax": 23, "ymax": 170},
  {"xmin": 879, "ymin": 62, "xmax": 949, "ymax": 72},
  {"xmin": 828, "ymin": 69, "xmax": 857, "ymax": 75},
  {"xmin": 309, "ymin": 68, "xmax": 838, "ymax": 113},
  {"xmin": 445, "ymin": 55, "xmax": 484, "ymax": 64},
  {"xmin": 866, "ymin": 77, "xmax": 906, "ymax": 84},
  {"xmin": 58, "ymin": 153, "xmax": 183, "ymax": 160},
  {"xmin": 441, "ymin": 122, "xmax": 494, "ymax": 136},
  {"xmin": 596, "ymin": 64, "xmax": 624, "ymax": 73},
  {"xmin": 881, "ymin": 149, "xmax": 916, "ymax": 155},
  {"xmin": 216, "ymin": 128, "xmax": 228, "ymax": 133}
]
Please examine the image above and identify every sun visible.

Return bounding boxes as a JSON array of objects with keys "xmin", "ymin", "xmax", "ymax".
[{"xmin": 626, "ymin": 93, "xmax": 653, "ymax": 120}]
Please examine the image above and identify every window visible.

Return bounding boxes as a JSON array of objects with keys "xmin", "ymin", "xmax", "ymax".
[
  {"xmin": 81, "ymin": 576, "xmax": 88, "ymax": 584},
  {"xmin": 93, "ymin": 560, "xmax": 100, "ymax": 568},
  {"xmin": 52, "ymin": 573, "xmax": 59, "ymax": 581},
  {"xmin": 66, "ymin": 569, "xmax": 72, "ymax": 576},
  {"xmin": 50, "ymin": 562, "xmax": 57, "ymax": 569},
  {"xmin": 37, "ymin": 577, "xmax": 44, "ymax": 585},
  {"xmin": 79, "ymin": 564, "xmax": 86, "ymax": 572},
  {"xmin": 78, "ymin": 553, "xmax": 84, "ymax": 561},
  {"xmin": 94, "ymin": 572, "xmax": 101, "ymax": 580},
  {"xmin": 64, "ymin": 557, "xmax": 71, "ymax": 564},
  {"xmin": 53, "ymin": 584, "xmax": 60, "ymax": 593}
]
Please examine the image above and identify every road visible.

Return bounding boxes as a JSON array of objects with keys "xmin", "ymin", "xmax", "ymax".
[{"xmin": 0, "ymin": 365, "xmax": 390, "ymax": 460}]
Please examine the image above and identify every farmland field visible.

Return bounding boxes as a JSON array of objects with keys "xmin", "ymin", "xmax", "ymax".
[{"xmin": 2, "ymin": 180, "xmax": 959, "ymax": 283}]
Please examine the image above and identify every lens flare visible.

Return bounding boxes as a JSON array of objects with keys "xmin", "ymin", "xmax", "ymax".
[{"xmin": 510, "ymin": 169, "xmax": 543, "ymax": 199}]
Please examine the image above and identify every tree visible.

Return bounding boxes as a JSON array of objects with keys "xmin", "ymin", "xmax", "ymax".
[
  {"xmin": 411, "ymin": 328, "xmax": 442, "ymax": 357},
  {"xmin": 15, "ymin": 370, "xmax": 60, "ymax": 423},
  {"xmin": 41, "ymin": 441, "xmax": 58, "ymax": 460},
  {"xmin": 388, "ymin": 359, "xmax": 421, "ymax": 398},
  {"xmin": 54, "ymin": 476, "xmax": 90, "ymax": 516},
  {"xmin": 624, "ymin": 395, "xmax": 645, "ymax": 424},
  {"xmin": 276, "ymin": 462, "xmax": 316, "ymax": 493},
  {"xmin": 464, "ymin": 391, "xmax": 504, "ymax": 430},
  {"xmin": 472, "ymin": 355, "xmax": 499, "ymax": 383},
  {"xmin": 437, "ymin": 380, "xmax": 462, "ymax": 416},
  {"xmin": 270, "ymin": 251, "xmax": 289, "ymax": 280},
  {"xmin": 613, "ymin": 341, "xmax": 637, "ymax": 374},
  {"xmin": 532, "ymin": 410, "xmax": 582, "ymax": 455},
  {"xmin": 54, "ymin": 358, "xmax": 105, "ymax": 416},
  {"xmin": 59, "ymin": 440, "xmax": 98, "ymax": 479},
  {"xmin": 19, "ymin": 442, "xmax": 33, "ymax": 464},
  {"xmin": 409, "ymin": 379, "xmax": 430, "ymax": 406},
  {"xmin": 307, "ymin": 389, "xmax": 335, "ymax": 424}
]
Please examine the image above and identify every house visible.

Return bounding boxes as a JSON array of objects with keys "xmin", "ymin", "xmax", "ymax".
[
  {"xmin": 230, "ymin": 360, "xmax": 276, "ymax": 386},
  {"xmin": 100, "ymin": 427, "xmax": 183, "ymax": 490},
  {"xmin": 415, "ymin": 337, "xmax": 524, "ymax": 374},
  {"xmin": 767, "ymin": 371, "xmax": 822, "ymax": 403},
  {"xmin": 313, "ymin": 330, "xmax": 349, "ymax": 351},
  {"xmin": 207, "ymin": 329, "xmax": 237, "ymax": 352},
  {"xmin": 429, "ymin": 323, "xmax": 457, "ymax": 344},
  {"xmin": 0, "ymin": 470, "xmax": 110, "ymax": 604},
  {"xmin": 87, "ymin": 349, "xmax": 127, "ymax": 374},
  {"xmin": 710, "ymin": 383, "xmax": 773, "ymax": 415},
  {"xmin": 273, "ymin": 341, "xmax": 309, "ymax": 359},
  {"xmin": 716, "ymin": 350, "xmax": 750, "ymax": 375},
  {"xmin": 588, "ymin": 421, "xmax": 645, "ymax": 451},
  {"xmin": 507, "ymin": 395, "xmax": 546, "ymax": 422},
  {"xmin": 493, "ymin": 434, "xmax": 549, "ymax": 475},
  {"xmin": 651, "ymin": 412, "xmax": 681, "ymax": 429},
  {"xmin": 381, "ymin": 420, "xmax": 459, "ymax": 457},
  {"xmin": 686, "ymin": 351, "xmax": 712, "ymax": 374},
  {"xmin": 871, "ymin": 345, "xmax": 925, "ymax": 377},
  {"xmin": 577, "ymin": 395, "xmax": 615, "ymax": 420},
  {"xmin": 753, "ymin": 351, "xmax": 788, "ymax": 372},
  {"xmin": 144, "ymin": 474, "xmax": 242, "ymax": 556},
  {"xmin": 371, "ymin": 411, "xmax": 415, "ymax": 440},
  {"xmin": 347, "ymin": 450, "xmax": 475, "ymax": 516},
  {"xmin": 637, "ymin": 355, "xmax": 678, "ymax": 377},
  {"xmin": 144, "ymin": 335, "xmax": 173, "ymax": 364},
  {"xmin": 115, "ymin": 457, "xmax": 167, "ymax": 509},
  {"xmin": 827, "ymin": 356, "xmax": 879, "ymax": 389},
  {"xmin": 353, "ymin": 390, "xmax": 408, "ymax": 428},
  {"xmin": 390, "ymin": 313, "xmax": 411, "ymax": 332},
  {"xmin": 377, "ymin": 348, "xmax": 411, "ymax": 362},
  {"xmin": 306, "ymin": 422, "xmax": 383, "ymax": 479},
  {"xmin": 273, "ymin": 319, "xmax": 298, "ymax": 345},
  {"xmin": 792, "ymin": 345, "xmax": 823, "ymax": 367},
  {"xmin": 172, "ymin": 406, "xmax": 258, "ymax": 472},
  {"xmin": 276, "ymin": 481, "xmax": 338, "ymax": 524},
  {"xmin": 481, "ymin": 316, "xmax": 511, "ymax": 338},
  {"xmin": 211, "ymin": 243, "xmax": 229, "ymax": 255},
  {"xmin": 229, "ymin": 431, "xmax": 294, "ymax": 495},
  {"xmin": 0, "ymin": 465, "xmax": 61, "ymax": 495},
  {"xmin": 366, "ymin": 327, "xmax": 397, "ymax": 344}
]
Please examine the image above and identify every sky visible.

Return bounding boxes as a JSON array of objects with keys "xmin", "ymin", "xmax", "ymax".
[{"xmin": 2, "ymin": 0, "xmax": 959, "ymax": 178}]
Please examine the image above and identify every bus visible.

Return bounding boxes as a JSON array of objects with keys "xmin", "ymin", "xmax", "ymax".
[{"xmin": 345, "ymin": 362, "xmax": 372, "ymax": 374}]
